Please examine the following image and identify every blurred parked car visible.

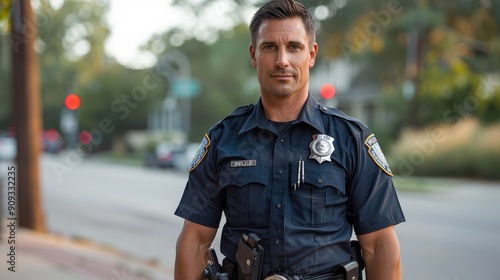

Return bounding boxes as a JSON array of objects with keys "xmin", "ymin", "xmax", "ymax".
[
  {"xmin": 0, "ymin": 135, "xmax": 17, "ymax": 161},
  {"xmin": 42, "ymin": 129, "xmax": 64, "ymax": 153},
  {"xmin": 145, "ymin": 141, "xmax": 183, "ymax": 168},
  {"xmin": 173, "ymin": 142, "xmax": 200, "ymax": 171}
]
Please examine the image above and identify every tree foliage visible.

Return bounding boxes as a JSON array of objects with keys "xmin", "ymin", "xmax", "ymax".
[
  {"xmin": 2, "ymin": 0, "xmax": 499, "ymax": 151},
  {"xmin": 169, "ymin": 0, "xmax": 500, "ymax": 126},
  {"xmin": 0, "ymin": 0, "xmax": 12, "ymax": 129},
  {"xmin": 34, "ymin": 0, "xmax": 111, "ymax": 130},
  {"xmin": 1, "ymin": 1, "xmax": 166, "ymax": 150},
  {"xmin": 0, "ymin": 0, "xmax": 11, "ymax": 32},
  {"xmin": 77, "ymin": 64, "xmax": 165, "ymax": 150},
  {"xmin": 144, "ymin": 23, "xmax": 258, "ymax": 141},
  {"xmin": 0, "ymin": 35, "xmax": 10, "ymax": 130}
]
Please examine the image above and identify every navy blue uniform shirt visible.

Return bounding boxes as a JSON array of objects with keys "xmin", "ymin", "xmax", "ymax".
[{"xmin": 175, "ymin": 95, "xmax": 405, "ymax": 277}]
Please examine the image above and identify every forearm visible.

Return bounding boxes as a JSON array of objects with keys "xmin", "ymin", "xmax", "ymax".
[
  {"xmin": 363, "ymin": 242, "xmax": 401, "ymax": 280},
  {"xmin": 359, "ymin": 226, "xmax": 402, "ymax": 280},
  {"xmin": 174, "ymin": 221, "xmax": 217, "ymax": 280},
  {"xmin": 174, "ymin": 240, "xmax": 209, "ymax": 279}
]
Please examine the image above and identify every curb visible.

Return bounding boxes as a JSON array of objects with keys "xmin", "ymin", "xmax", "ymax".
[{"xmin": 1, "ymin": 228, "xmax": 173, "ymax": 280}]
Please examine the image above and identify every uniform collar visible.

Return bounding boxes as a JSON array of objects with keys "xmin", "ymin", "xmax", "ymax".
[{"xmin": 238, "ymin": 94, "xmax": 325, "ymax": 135}]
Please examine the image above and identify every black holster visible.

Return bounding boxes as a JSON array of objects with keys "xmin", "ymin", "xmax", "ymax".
[
  {"xmin": 235, "ymin": 233, "xmax": 264, "ymax": 280},
  {"xmin": 202, "ymin": 248, "xmax": 231, "ymax": 280},
  {"xmin": 331, "ymin": 259, "xmax": 359, "ymax": 280}
]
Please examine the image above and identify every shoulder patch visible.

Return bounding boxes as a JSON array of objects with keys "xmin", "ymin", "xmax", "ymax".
[
  {"xmin": 189, "ymin": 134, "xmax": 211, "ymax": 173},
  {"xmin": 364, "ymin": 134, "xmax": 393, "ymax": 176}
]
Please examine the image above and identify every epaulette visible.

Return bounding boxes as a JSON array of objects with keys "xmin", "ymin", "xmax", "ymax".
[
  {"xmin": 317, "ymin": 103, "xmax": 368, "ymax": 131},
  {"xmin": 228, "ymin": 103, "xmax": 255, "ymax": 117},
  {"xmin": 208, "ymin": 103, "xmax": 255, "ymax": 132}
]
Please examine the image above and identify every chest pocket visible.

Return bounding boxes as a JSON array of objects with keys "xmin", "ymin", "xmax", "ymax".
[
  {"xmin": 219, "ymin": 162, "xmax": 270, "ymax": 227},
  {"xmin": 290, "ymin": 163, "xmax": 347, "ymax": 227}
]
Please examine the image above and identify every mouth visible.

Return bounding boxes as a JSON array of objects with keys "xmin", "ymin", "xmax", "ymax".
[{"xmin": 271, "ymin": 74, "xmax": 294, "ymax": 80}]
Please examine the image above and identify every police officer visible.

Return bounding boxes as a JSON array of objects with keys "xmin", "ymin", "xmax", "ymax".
[{"xmin": 174, "ymin": 0, "xmax": 405, "ymax": 279}]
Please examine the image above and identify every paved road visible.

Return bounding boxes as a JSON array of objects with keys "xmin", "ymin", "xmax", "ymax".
[
  {"xmin": 2, "ymin": 153, "xmax": 500, "ymax": 279},
  {"xmin": 38, "ymin": 153, "xmax": 191, "ymax": 270},
  {"xmin": 396, "ymin": 178, "xmax": 500, "ymax": 280}
]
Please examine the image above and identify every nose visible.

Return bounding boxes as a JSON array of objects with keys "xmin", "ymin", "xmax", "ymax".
[{"xmin": 275, "ymin": 49, "xmax": 289, "ymax": 68}]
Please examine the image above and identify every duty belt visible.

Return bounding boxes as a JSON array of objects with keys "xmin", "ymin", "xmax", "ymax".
[
  {"xmin": 223, "ymin": 234, "xmax": 362, "ymax": 280},
  {"xmin": 263, "ymin": 259, "xmax": 359, "ymax": 280},
  {"xmin": 264, "ymin": 273, "xmax": 344, "ymax": 280}
]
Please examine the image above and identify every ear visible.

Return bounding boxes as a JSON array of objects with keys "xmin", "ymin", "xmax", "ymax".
[
  {"xmin": 309, "ymin": 43, "xmax": 318, "ymax": 68},
  {"xmin": 249, "ymin": 43, "xmax": 257, "ymax": 68}
]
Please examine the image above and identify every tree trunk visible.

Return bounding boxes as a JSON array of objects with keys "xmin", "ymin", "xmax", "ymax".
[{"xmin": 11, "ymin": 0, "xmax": 45, "ymax": 231}]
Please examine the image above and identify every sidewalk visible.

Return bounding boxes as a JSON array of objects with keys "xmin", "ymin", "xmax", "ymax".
[{"xmin": 0, "ymin": 228, "xmax": 173, "ymax": 280}]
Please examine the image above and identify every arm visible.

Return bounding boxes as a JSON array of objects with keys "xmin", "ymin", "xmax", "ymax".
[
  {"xmin": 357, "ymin": 225, "xmax": 402, "ymax": 280},
  {"xmin": 175, "ymin": 220, "xmax": 218, "ymax": 280}
]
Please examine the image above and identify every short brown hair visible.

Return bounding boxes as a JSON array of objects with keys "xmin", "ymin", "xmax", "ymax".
[{"xmin": 249, "ymin": 0, "xmax": 316, "ymax": 46}]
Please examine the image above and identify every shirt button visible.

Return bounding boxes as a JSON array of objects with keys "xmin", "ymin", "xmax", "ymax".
[
  {"xmin": 276, "ymin": 203, "xmax": 282, "ymax": 209},
  {"xmin": 318, "ymin": 178, "xmax": 323, "ymax": 184},
  {"xmin": 278, "ymin": 170, "xmax": 283, "ymax": 175},
  {"xmin": 280, "ymin": 138, "xmax": 285, "ymax": 143},
  {"xmin": 274, "ymin": 239, "xmax": 280, "ymax": 244}
]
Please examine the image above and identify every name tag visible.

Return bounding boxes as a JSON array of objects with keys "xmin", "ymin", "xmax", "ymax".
[{"xmin": 230, "ymin": 160, "xmax": 257, "ymax": 168}]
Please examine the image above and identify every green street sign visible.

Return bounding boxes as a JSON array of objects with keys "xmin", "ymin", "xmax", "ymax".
[{"xmin": 170, "ymin": 77, "xmax": 200, "ymax": 98}]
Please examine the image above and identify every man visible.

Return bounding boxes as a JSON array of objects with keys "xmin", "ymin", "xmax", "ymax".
[{"xmin": 174, "ymin": 0, "xmax": 405, "ymax": 279}]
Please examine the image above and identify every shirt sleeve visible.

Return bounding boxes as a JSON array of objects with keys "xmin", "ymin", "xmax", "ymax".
[
  {"xmin": 174, "ymin": 133, "xmax": 225, "ymax": 228},
  {"xmin": 346, "ymin": 128, "xmax": 406, "ymax": 235}
]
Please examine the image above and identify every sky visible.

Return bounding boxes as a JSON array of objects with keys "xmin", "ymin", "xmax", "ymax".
[
  {"xmin": 105, "ymin": 0, "xmax": 184, "ymax": 69},
  {"xmin": 104, "ymin": 0, "xmax": 251, "ymax": 69}
]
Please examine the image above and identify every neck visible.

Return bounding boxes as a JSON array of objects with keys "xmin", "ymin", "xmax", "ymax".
[{"xmin": 261, "ymin": 91, "xmax": 308, "ymax": 122}]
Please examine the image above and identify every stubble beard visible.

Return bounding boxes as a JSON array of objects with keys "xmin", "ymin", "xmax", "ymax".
[
  {"xmin": 262, "ymin": 73, "xmax": 299, "ymax": 99},
  {"xmin": 268, "ymin": 83, "xmax": 295, "ymax": 98}
]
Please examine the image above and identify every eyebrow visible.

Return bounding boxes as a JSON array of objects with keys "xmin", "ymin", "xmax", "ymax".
[
  {"xmin": 259, "ymin": 41, "xmax": 275, "ymax": 46},
  {"xmin": 288, "ymin": 41, "xmax": 306, "ymax": 47},
  {"xmin": 259, "ymin": 40, "xmax": 306, "ymax": 47}
]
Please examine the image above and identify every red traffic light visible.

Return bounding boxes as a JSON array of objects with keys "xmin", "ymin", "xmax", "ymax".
[
  {"xmin": 65, "ymin": 94, "xmax": 80, "ymax": 110},
  {"xmin": 320, "ymin": 83, "xmax": 336, "ymax": 99}
]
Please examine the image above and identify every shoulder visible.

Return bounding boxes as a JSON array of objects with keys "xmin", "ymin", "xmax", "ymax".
[
  {"xmin": 318, "ymin": 104, "xmax": 369, "ymax": 133},
  {"xmin": 208, "ymin": 103, "xmax": 255, "ymax": 134},
  {"xmin": 228, "ymin": 103, "xmax": 255, "ymax": 117},
  {"xmin": 190, "ymin": 104, "xmax": 255, "ymax": 171}
]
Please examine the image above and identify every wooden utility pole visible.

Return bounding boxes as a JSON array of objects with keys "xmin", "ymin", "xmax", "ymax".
[{"xmin": 11, "ymin": 0, "xmax": 45, "ymax": 231}]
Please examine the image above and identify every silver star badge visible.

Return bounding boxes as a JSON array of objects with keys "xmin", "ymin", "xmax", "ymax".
[{"xmin": 309, "ymin": 134, "xmax": 335, "ymax": 164}]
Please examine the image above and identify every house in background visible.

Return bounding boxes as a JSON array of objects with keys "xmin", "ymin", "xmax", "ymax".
[{"xmin": 310, "ymin": 59, "xmax": 394, "ymax": 128}]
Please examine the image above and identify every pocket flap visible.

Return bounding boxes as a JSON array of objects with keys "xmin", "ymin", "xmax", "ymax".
[{"xmin": 219, "ymin": 162, "xmax": 269, "ymax": 188}]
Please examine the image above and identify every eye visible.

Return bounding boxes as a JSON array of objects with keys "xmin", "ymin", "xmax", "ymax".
[
  {"xmin": 263, "ymin": 45, "xmax": 275, "ymax": 51},
  {"xmin": 290, "ymin": 45, "xmax": 301, "ymax": 50}
]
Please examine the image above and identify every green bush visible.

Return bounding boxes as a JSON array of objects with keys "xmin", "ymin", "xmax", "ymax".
[{"xmin": 389, "ymin": 118, "xmax": 500, "ymax": 181}]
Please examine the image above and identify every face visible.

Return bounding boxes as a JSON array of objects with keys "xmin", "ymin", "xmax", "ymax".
[{"xmin": 249, "ymin": 17, "xmax": 318, "ymax": 100}]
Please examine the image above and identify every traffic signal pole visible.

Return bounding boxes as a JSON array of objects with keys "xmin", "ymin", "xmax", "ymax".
[
  {"xmin": 11, "ymin": 0, "xmax": 46, "ymax": 231},
  {"xmin": 62, "ymin": 94, "xmax": 80, "ymax": 149}
]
